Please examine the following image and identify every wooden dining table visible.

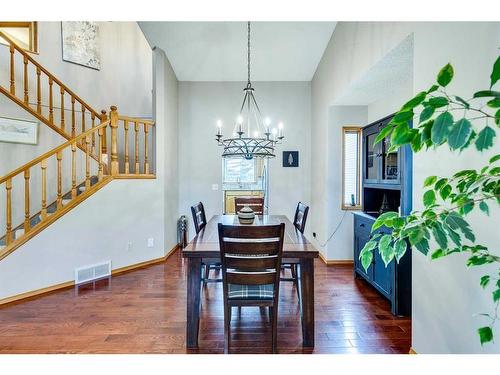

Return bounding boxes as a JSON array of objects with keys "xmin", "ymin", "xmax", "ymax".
[{"xmin": 182, "ymin": 214, "xmax": 319, "ymax": 348}]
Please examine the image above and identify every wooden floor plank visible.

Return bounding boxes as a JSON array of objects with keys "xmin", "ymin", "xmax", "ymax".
[{"xmin": 0, "ymin": 249, "xmax": 411, "ymax": 354}]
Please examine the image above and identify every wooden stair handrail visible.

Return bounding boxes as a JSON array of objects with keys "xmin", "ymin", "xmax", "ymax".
[
  {"xmin": 0, "ymin": 120, "xmax": 110, "ymax": 185},
  {"xmin": 117, "ymin": 115, "xmax": 155, "ymax": 126},
  {"xmin": 0, "ymin": 30, "xmax": 103, "ymax": 121}
]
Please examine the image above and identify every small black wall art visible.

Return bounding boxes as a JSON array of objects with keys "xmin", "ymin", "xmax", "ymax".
[{"xmin": 283, "ymin": 151, "xmax": 299, "ymax": 167}]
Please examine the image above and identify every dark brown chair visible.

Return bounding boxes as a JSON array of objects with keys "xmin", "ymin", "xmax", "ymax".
[
  {"xmin": 191, "ymin": 202, "xmax": 221, "ymax": 283},
  {"xmin": 234, "ymin": 197, "xmax": 265, "ymax": 215},
  {"xmin": 218, "ymin": 223, "xmax": 285, "ymax": 353},
  {"xmin": 281, "ymin": 202, "xmax": 309, "ymax": 297}
]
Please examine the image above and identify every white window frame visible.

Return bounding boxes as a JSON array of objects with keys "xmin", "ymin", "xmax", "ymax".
[{"xmin": 341, "ymin": 126, "xmax": 362, "ymax": 210}]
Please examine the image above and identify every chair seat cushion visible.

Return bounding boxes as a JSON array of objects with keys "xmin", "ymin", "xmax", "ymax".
[{"xmin": 228, "ymin": 283, "xmax": 274, "ymax": 300}]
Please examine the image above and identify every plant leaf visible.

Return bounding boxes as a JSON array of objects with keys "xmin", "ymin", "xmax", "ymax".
[
  {"xmin": 454, "ymin": 95, "xmax": 470, "ymax": 108},
  {"xmin": 360, "ymin": 246, "xmax": 374, "ymax": 272},
  {"xmin": 478, "ymin": 326, "xmax": 493, "ymax": 345},
  {"xmin": 432, "ymin": 223, "xmax": 448, "ymax": 250},
  {"xmin": 491, "ymin": 55, "xmax": 500, "ymax": 88},
  {"xmin": 431, "ymin": 112, "xmax": 453, "ymax": 144},
  {"xmin": 448, "ymin": 118, "xmax": 472, "ymax": 150},
  {"xmin": 374, "ymin": 124, "xmax": 395, "ymax": 144},
  {"xmin": 394, "ymin": 239, "xmax": 407, "ymax": 263},
  {"xmin": 431, "ymin": 249, "xmax": 446, "ymax": 260},
  {"xmin": 424, "ymin": 176, "xmax": 437, "ymax": 187},
  {"xmin": 445, "ymin": 212, "xmax": 475, "ymax": 242},
  {"xmin": 402, "ymin": 91, "xmax": 427, "ymax": 110},
  {"xmin": 427, "ymin": 84, "xmax": 439, "ymax": 94},
  {"xmin": 423, "ymin": 190, "xmax": 436, "ymax": 207},
  {"xmin": 493, "ymin": 289, "xmax": 500, "ymax": 303},
  {"xmin": 378, "ymin": 234, "xmax": 394, "ymax": 267},
  {"xmin": 473, "ymin": 90, "xmax": 500, "ymax": 98},
  {"xmin": 428, "ymin": 96, "xmax": 449, "ymax": 108},
  {"xmin": 392, "ymin": 110, "xmax": 414, "ymax": 124},
  {"xmin": 414, "ymin": 238, "xmax": 430, "ymax": 255},
  {"xmin": 490, "ymin": 154, "xmax": 500, "ymax": 163},
  {"xmin": 391, "ymin": 122, "xmax": 415, "ymax": 146},
  {"xmin": 440, "ymin": 184, "xmax": 452, "ymax": 200},
  {"xmin": 479, "ymin": 201, "xmax": 489, "ymax": 216},
  {"xmin": 437, "ymin": 63, "xmax": 454, "ymax": 87},
  {"xmin": 371, "ymin": 211, "xmax": 399, "ymax": 232},
  {"xmin": 475, "ymin": 126, "xmax": 496, "ymax": 151},
  {"xmin": 419, "ymin": 106, "xmax": 435, "ymax": 123},
  {"xmin": 480, "ymin": 275, "xmax": 490, "ymax": 289}
]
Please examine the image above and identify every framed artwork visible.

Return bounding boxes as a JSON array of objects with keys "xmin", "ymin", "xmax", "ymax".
[
  {"xmin": 283, "ymin": 151, "xmax": 299, "ymax": 167},
  {"xmin": 0, "ymin": 116, "xmax": 38, "ymax": 145},
  {"xmin": 61, "ymin": 21, "xmax": 101, "ymax": 70}
]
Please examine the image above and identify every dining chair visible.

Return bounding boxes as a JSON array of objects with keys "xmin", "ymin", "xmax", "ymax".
[
  {"xmin": 191, "ymin": 202, "xmax": 221, "ymax": 284},
  {"xmin": 234, "ymin": 197, "xmax": 265, "ymax": 215},
  {"xmin": 281, "ymin": 202, "xmax": 309, "ymax": 300},
  {"xmin": 218, "ymin": 222, "xmax": 285, "ymax": 354}
]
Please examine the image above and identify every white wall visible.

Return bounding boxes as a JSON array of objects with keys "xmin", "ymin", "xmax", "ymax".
[
  {"xmin": 312, "ymin": 21, "xmax": 500, "ymax": 353},
  {"xmin": 0, "ymin": 179, "xmax": 165, "ymax": 300},
  {"xmin": 153, "ymin": 47, "xmax": 179, "ymax": 253},
  {"xmin": 178, "ymin": 81, "xmax": 311, "ymax": 239}
]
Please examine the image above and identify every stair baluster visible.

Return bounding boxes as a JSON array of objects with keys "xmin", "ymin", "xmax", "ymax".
[
  {"xmin": 109, "ymin": 106, "xmax": 119, "ymax": 176},
  {"xmin": 36, "ymin": 67, "xmax": 41, "ymax": 114},
  {"xmin": 23, "ymin": 55, "xmax": 29, "ymax": 104},
  {"xmin": 41, "ymin": 160, "xmax": 47, "ymax": 220},
  {"xmin": 134, "ymin": 121, "xmax": 140, "ymax": 174},
  {"xmin": 9, "ymin": 44, "xmax": 15, "ymax": 95},
  {"xmin": 5, "ymin": 179, "xmax": 13, "ymax": 245},
  {"xmin": 71, "ymin": 143, "xmax": 77, "ymax": 198},
  {"xmin": 49, "ymin": 78, "xmax": 54, "ymax": 124},
  {"xmin": 60, "ymin": 87, "xmax": 65, "ymax": 130},
  {"xmin": 85, "ymin": 136, "xmax": 91, "ymax": 189},
  {"xmin": 144, "ymin": 123, "xmax": 149, "ymax": 175},
  {"xmin": 24, "ymin": 170, "xmax": 30, "ymax": 233},
  {"xmin": 56, "ymin": 151, "xmax": 63, "ymax": 209},
  {"xmin": 98, "ymin": 128, "xmax": 104, "ymax": 181},
  {"xmin": 124, "ymin": 120, "xmax": 130, "ymax": 174},
  {"xmin": 71, "ymin": 96, "xmax": 76, "ymax": 137}
]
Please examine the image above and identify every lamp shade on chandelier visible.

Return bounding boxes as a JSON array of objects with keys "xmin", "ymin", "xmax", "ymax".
[{"xmin": 215, "ymin": 22, "xmax": 285, "ymax": 160}]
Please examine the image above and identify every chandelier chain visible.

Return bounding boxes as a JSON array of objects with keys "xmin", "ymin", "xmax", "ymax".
[{"xmin": 247, "ymin": 21, "xmax": 251, "ymax": 85}]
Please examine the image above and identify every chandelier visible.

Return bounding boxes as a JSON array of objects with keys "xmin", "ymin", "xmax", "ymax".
[{"xmin": 215, "ymin": 22, "xmax": 284, "ymax": 160}]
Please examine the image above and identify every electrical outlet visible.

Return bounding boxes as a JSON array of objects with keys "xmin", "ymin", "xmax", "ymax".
[
  {"xmin": 147, "ymin": 238, "xmax": 154, "ymax": 248},
  {"xmin": 126, "ymin": 242, "xmax": 132, "ymax": 251}
]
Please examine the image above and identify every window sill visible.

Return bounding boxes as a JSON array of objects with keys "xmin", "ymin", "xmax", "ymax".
[{"xmin": 341, "ymin": 205, "xmax": 362, "ymax": 211}]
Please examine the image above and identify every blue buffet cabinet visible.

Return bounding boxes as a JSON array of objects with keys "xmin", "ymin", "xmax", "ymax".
[{"xmin": 353, "ymin": 114, "xmax": 412, "ymax": 317}]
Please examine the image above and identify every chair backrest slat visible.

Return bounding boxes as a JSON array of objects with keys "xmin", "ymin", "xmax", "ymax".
[
  {"xmin": 234, "ymin": 197, "xmax": 264, "ymax": 215},
  {"xmin": 293, "ymin": 202, "xmax": 309, "ymax": 234},
  {"xmin": 218, "ymin": 223, "xmax": 285, "ymax": 291},
  {"xmin": 226, "ymin": 271, "xmax": 277, "ymax": 285},
  {"xmin": 191, "ymin": 202, "xmax": 207, "ymax": 234}
]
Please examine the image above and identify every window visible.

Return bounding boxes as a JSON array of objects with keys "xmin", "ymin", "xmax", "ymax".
[
  {"xmin": 223, "ymin": 158, "xmax": 256, "ymax": 183},
  {"xmin": 0, "ymin": 22, "xmax": 38, "ymax": 53},
  {"xmin": 342, "ymin": 127, "xmax": 362, "ymax": 210}
]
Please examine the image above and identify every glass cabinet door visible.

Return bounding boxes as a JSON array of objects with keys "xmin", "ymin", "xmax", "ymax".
[
  {"xmin": 381, "ymin": 135, "xmax": 400, "ymax": 183},
  {"xmin": 365, "ymin": 130, "xmax": 379, "ymax": 183}
]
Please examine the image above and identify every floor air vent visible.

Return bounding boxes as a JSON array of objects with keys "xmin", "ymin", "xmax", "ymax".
[{"xmin": 75, "ymin": 261, "xmax": 112, "ymax": 284}]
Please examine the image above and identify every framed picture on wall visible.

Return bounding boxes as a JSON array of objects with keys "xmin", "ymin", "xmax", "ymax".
[
  {"xmin": 61, "ymin": 21, "xmax": 101, "ymax": 70},
  {"xmin": 0, "ymin": 116, "xmax": 38, "ymax": 145},
  {"xmin": 283, "ymin": 151, "xmax": 299, "ymax": 167}
]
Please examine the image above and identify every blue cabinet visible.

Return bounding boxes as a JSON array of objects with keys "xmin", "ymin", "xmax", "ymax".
[{"xmin": 353, "ymin": 113, "xmax": 412, "ymax": 317}]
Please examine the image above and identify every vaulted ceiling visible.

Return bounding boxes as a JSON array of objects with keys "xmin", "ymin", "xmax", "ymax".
[{"xmin": 138, "ymin": 22, "xmax": 336, "ymax": 81}]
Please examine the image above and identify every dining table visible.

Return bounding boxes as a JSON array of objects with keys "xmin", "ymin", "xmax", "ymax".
[{"xmin": 182, "ymin": 214, "xmax": 319, "ymax": 348}]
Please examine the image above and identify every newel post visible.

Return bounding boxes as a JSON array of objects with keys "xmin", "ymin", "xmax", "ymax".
[{"xmin": 109, "ymin": 105, "xmax": 119, "ymax": 176}]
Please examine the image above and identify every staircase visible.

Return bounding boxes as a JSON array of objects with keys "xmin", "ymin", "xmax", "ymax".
[{"xmin": 0, "ymin": 31, "xmax": 156, "ymax": 260}]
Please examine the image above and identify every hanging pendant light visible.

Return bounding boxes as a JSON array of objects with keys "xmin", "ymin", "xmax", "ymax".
[{"xmin": 215, "ymin": 22, "xmax": 285, "ymax": 159}]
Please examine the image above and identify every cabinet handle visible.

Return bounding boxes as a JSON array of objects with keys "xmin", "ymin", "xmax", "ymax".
[{"xmin": 360, "ymin": 223, "xmax": 365, "ymax": 227}]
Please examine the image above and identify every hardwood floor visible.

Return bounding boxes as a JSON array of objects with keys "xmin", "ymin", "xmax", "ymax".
[{"xmin": 0, "ymin": 249, "xmax": 411, "ymax": 354}]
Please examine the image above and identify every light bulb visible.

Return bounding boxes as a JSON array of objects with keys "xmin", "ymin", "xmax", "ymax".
[
  {"xmin": 253, "ymin": 131, "xmax": 259, "ymax": 138},
  {"xmin": 278, "ymin": 122, "xmax": 283, "ymax": 129},
  {"xmin": 217, "ymin": 120, "xmax": 222, "ymax": 128},
  {"xmin": 237, "ymin": 115, "xmax": 243, "ymax": 124},
  {"xmin": 264, "ymin": 117, "xmax": 271, "ymax": 126}
]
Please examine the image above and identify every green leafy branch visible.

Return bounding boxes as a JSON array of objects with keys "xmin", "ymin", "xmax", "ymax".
[{"xmin": 359, "ymin": 54, "xmax": 500, "ymax": 346}]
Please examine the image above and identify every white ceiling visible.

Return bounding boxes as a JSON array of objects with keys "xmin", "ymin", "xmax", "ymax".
[{"xmin": 138, "ymin": 22, "xmax": 336, "ymax": 81}]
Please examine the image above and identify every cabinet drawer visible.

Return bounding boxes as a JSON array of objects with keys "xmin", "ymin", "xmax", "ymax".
[{"xmin": 354, "ymin": 214, "xmax": 374, "ymax": 238}]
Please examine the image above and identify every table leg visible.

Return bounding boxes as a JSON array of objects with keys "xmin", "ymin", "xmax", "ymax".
[
  {"xmin": 186, "ymin": 257, "xmax": 202, "ymax": 348},
  {"xmin": 300, "ymin": 258, "xmax": 315, "ymax": 347}
]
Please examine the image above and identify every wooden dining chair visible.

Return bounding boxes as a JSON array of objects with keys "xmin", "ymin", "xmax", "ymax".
[
  {"xmin": 218, "ymin": 223, "xmax": 285, "ymax": 354},
  {"xmin": 234, "ymin": 197, "xmax": 265, "ymax": 215},
  {"xmin": 191, "ymin": 202, "xmax": 221, "ymax": 284},
  {"xmin": 281, "ymin": 202, "xmax": 309, "ymax": 298}
]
